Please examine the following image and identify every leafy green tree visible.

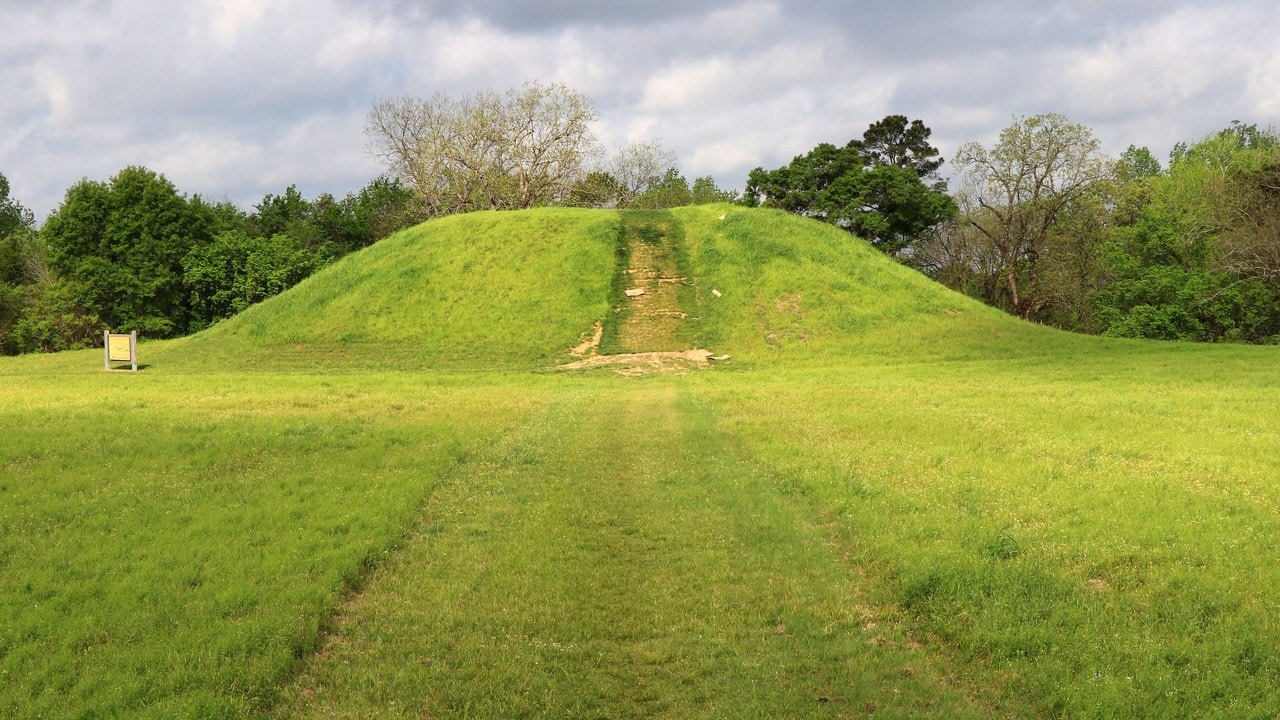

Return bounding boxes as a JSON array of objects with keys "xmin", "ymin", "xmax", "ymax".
[
  {"xmin": 0, "ymin": 225, "xmax": 40, "ymax": 288},
  {"xmin": 0, "ymin": 172, "xmax": 35, "ymax": 244},
  {"xmin": 1093, "ymin": 207, "xmax": 1280, "ymax": 342},
  {"xmin": 632, "ymin": 168, "xmax": 693, "ymax": 209},
  {"xmin": 184, "ymin": 231, "xmax": 319, "ymax": 329},
  {"xmin": 180, "ymin": 177, "xmax": 422, "ymax": 332},
  {"xmin": 10, "ymin": 170, "xmax": 422, "ymax": 353},
  {"xmin": 1209, "ymin": 130, "xmax": 1280, "ymax": 293},
  {"xmin": 745, "ymin": 142, "xmax": 861, "ymax": 212},
  {"xmin": 250, "ymin": 185, "xmax": 313, "ymax": 244},
  {"xmin": 303, "ymin": 193, "xmax": 354, "ymax": 259},
  {"xmin": 1094, "ymin": 125, "xmax": 1280, "ymax": 342},
  {"xmin": 0, "ymin": 233, "xmax": 30, "ymax": 285},
  {"xmin": 0, "ymin": 282, "xmax": 19, "ymax": 354},
  {"xmin": 745, "ymin": 117, "xmax": 956, "ymax": 256},
  {"xmin": 1035, "ymin": 188, "xmax": 1112, "ymax": 333},
  {"xmin": 0, "ymin": 229, "xmax": 47, "ymax": 355},
  {"xmin": 0, "ymin": 172, "xmax": 108, "ymax": 355},
  {"xmin": 825, "ymin": 164, "xmax": 957, "ymax": 255},
  {"xmin": 41, "ymin": 165, "xmax": 212, "ymax": 335},
  {"xmin": 0, "ymin": 171, "xmax": 40, "ymax": 291},
  {"xmin": 849, "ymin": 114, "xmax": 944, "ymax": 181},
  {"xmin": 568, "ymin": 171, "xmax": 626, "ymax": 208},
  {"xmin": 1116, "ymin": 145, "xmax": 1162, "ymax": 182},
  {"xmin": 10, "ymin": 279, "xmax": 105, "ymax": 353},
  {"xmin": 190, "ymin": 195, "xmax": 250, "ymax": 237},
  {"xmin": 340, "ymin": 176, "xmax": 425, "ymax": 249},
  {"xmin": 248, "ymin": 179, "xmax": 424, "ymax": 259},
  {"xmin": 42, "ymin": 166, "xmax": 211, "ymax": 337},
  {"xmin": 690, "ymin": 176, "xmax": 740, "ymax": 205}
]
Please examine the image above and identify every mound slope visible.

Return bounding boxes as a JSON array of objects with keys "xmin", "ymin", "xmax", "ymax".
[
  {"xmin": 674, "ymin": 204, "xmax": 1076, "ymax": 365},
  {"xmin": 152, "ymin": 209, "xmax": 619, "ymax": 370}
]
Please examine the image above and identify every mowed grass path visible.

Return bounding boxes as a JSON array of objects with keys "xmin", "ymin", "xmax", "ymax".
[
  {"xmin": 696, "ymin": 350, "xmax": 1280, "ymax": 719},
  {"xmin": 275, "ymin": 381, "xmax": 1006, "ymax": 718}
]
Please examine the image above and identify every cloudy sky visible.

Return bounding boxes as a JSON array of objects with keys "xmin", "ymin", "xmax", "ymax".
[{"xmin": 3, "ymin": 0, "xmax": 1279, "ymax": 220}]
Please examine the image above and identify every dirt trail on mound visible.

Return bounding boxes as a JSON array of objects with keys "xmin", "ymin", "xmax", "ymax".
[
  {"xmin": 614, "ymin": 231, "xmax": 689, "ymax": 352},
  {"xmin": 558, "ymin": 210, "xmax": 726, "ymax": 374}
]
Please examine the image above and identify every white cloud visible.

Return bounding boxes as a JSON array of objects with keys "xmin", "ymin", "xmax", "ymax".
[
  {"xmin": 211, "ymin": 0, "xmax": 266, "ymax": 45},
  {"xmin": 1062, "ymin": 7, "xmax": 1245, "ymax": 115},
  {"xmin": 2, "ymin": 0, "xmax": 1279, "ymax": 220},
  {"xmin": 1246, "ymin": 53, "xmax": 1280, "ymax": 121}
]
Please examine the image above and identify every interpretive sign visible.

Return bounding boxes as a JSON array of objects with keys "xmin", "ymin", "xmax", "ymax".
[{"xmin": 104, "ymin": 331, "xmax": 137, "ymax": 371}]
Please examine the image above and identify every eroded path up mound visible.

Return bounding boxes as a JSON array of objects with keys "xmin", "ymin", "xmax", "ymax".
[
  {"xmin": 559, "ymin": 211, "xmax": 715, "ymax": 373},
  {"xmin": 275, "ymin": 385, "xmax": 995, "ymax": 718},
  {"xmin": 605, "ymin": 210, "xmax": 696, "ymax": 354}
]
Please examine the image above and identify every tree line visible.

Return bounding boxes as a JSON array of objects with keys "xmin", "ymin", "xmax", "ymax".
[
  {"xmin": 942, "ymin": 117, "xmax": 1280, "ymax": 342},
  {"xmin": 0, "ymin": 170, "xmax": 424, "ymax": 354},
  {"xmin": 4, "ymin": 79, "xmax": 1278, "ymax": 355}
]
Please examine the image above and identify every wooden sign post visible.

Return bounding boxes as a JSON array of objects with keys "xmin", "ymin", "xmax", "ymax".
[{"xmin": 104, "ymin": 331, "xmax": 138, "ymax": 372}]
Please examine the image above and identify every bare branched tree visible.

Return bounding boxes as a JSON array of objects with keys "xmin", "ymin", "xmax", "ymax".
[
  {"xmin": 914, "ymin": 211, "xmax": 1008, "ymax": 308},
  {"xmin": 952, "ymin": 114, "xmax": 1114, "ymax": 321},
  {"xmin": 365, "ymin": 82, "xmax": 601, "ymax": 217},
  {"xmin": 608, "ymin": 140, "xmax": 678, "ymax": 207},
  {"xmin": 1217, "ymin": 136, "xmax": 1280, "ymax": 289}
]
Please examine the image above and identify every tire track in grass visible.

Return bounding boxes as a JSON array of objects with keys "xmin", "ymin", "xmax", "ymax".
[{"xmin": 275, "ymin": 381, "xmax": 1002, "ymax": 718}]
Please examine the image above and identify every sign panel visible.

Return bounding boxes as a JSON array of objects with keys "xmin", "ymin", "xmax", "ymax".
[
  {"xmin": 108, "ymin": 334, "xmax": 132, "ymax": 362},
  {"xmin": 104, "ymin": 331, "xmax": 138, "ymax": 371}
]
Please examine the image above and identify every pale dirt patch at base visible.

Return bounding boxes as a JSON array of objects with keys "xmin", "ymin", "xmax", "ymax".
[
  {"xmin": 569, "ymin": 322, "xmax": 603, "ymax": 357},
  {"xmin": 555, "ymin": 349, "xmax": 715, "ymax": 375}
]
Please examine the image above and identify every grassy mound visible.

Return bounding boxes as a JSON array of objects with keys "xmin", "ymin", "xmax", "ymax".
[
  {"xmin": 132, "ymin": 203, "xmax": 1100, "ymax": 374},
  {"xmin": 150, "ymin": 209, "xmax": 619, "ymax": 371}
]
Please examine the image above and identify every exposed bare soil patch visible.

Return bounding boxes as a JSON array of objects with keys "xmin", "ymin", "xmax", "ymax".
[
  {"xmin": 557, "ymin": 348, "xmax": 719, "ymax": 375},
  {"xmin": 559, "ymin": 210, "xmax": 726, "ymax": 375}
]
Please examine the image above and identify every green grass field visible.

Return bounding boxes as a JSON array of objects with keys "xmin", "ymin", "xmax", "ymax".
[{"xmin": 3, "ymin": 206, "xmax": 1280, "ymax": 718}]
